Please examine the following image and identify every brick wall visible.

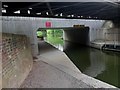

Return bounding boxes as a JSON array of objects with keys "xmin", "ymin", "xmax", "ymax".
[
  {"xmin": 1, "ymin": 33, "xmax": 33, "ymax": 88},
  {"xmin": 0, "ymin": 33, "xmax": 2, "ymax": 90}
]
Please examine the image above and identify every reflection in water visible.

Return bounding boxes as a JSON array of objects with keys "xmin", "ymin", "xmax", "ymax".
[
  {"xmin": 83, "ymin": 48, "xmax": 107, "ymax": 77},
  {"xmin": 63, "ymin": 41, "xmax": 119, "ymax": 88},
  {"xmin": 54, "ymin": 44, "xmax": 63, "ymax": 51},
  {"xmin": 45, "ymin": 31, "xmax": 120, "ymax": 88},
  {"xmin": 45, "ymin": 29, "xmax": 64, "ymax": 51},
  {"xmin": 46, "ymin": 41, "xmax": 64, "ymax": 51}
]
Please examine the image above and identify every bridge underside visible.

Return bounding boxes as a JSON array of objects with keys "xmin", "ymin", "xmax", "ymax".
[{"xmin": 2, "ymin": 2, "xmax": 120, "ymax": 20}]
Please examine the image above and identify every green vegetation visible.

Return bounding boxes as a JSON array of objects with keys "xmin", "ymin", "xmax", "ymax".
[
  {"xmin": 37, "ymin": 31, "xmax": 43, "ymax": 37},
  {"xmin": 37, "ymin": 29, "xmax": 64, "ymax": 45},
  {"xmin": 46, "ymin": 29, "xmax": 64, "ymax": 45}
]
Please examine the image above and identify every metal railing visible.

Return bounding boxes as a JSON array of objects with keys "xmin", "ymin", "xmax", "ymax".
[{"xmin": 104, "ymin": 32, "xmax": 120, "ymax": 48}]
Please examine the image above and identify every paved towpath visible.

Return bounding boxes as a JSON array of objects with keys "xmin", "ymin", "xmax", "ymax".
[
  {"xmin": 21, "ymin": 41, "xmax": 92, "ymax": 88},
  {"xmin": 21, "ymin": 41, "xmax": 117, "ymax": 88},
  {"xmin": 20, "ymin": 60, "xmax": 92, "ymax": 88}
]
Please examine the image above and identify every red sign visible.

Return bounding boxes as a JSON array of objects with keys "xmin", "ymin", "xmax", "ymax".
[{"xmin": 45, "ymin": 21, "xmax": 52, "ymax": 28}]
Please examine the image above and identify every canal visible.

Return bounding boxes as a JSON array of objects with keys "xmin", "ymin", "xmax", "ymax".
[
  {"xmin": 38, "ymin": 29, "xmax": 120, "ymax": 88},
  {"xmin": 63, "ymin": 41, "xmax": 120, "ymax": 88}
]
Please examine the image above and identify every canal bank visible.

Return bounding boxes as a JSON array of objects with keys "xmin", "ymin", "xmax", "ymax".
[
  {"xmin": 21, "ymin": 41, "xmax": 118, "ymax": 88},
  {"xmin": 90, "ymin": 40, "xmax": 120, "ymax": 52}
]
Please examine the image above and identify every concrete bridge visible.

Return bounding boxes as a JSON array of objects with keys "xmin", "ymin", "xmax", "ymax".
[
  {"xmin": 1, "ymin": 16, "xmax": 120, "ymax": 89},
  {"xmin": 2, "ymin": 16, "xmax": 120, "ymax": 57}
]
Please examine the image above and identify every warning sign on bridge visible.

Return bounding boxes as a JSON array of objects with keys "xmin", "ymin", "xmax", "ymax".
[{"xmin": 45, "ymin": 21, "xmax": 52, "ymax": 28}]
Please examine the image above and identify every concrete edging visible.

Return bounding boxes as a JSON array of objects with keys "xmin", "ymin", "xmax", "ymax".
[{"xmin": 38, "ymin": 42, "xmax": 118, "ymax": 89}]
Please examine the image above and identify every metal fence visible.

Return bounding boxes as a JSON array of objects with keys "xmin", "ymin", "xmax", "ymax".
[{"xmin": 104, "ymin": 33, "xmax": 120, "ymax": 48}]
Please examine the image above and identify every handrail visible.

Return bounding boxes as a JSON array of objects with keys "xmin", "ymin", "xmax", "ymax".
[{"xmin": 104, "ymin": 33, "xmax": 120, "ymax": 48}]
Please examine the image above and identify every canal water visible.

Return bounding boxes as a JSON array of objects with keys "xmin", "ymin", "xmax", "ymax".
[
  {"xmin": 43, "ymin": 29, "xmax": 120, "ymax": 88},
  {"xmin": 63, "ymin": 41, "xmax": 120, "ymax": 88}
]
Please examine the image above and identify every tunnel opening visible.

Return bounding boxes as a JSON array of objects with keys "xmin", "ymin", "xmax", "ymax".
[
  {"xmin": 37, "ymin": 28, "xmax": 64, "ymax": 53},
  {"xmin": 36, "ymin": 26, "xmax": 90, "ymax": 53}
]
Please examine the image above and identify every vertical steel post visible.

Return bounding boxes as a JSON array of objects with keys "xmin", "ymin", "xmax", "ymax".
[
  {"xmin": 114, "ymin": 33, "xmax": 116, "ymax": 48},
  {"xmin": 104, "ymin": 32, "xmax": 106, "ymax": 48}
]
